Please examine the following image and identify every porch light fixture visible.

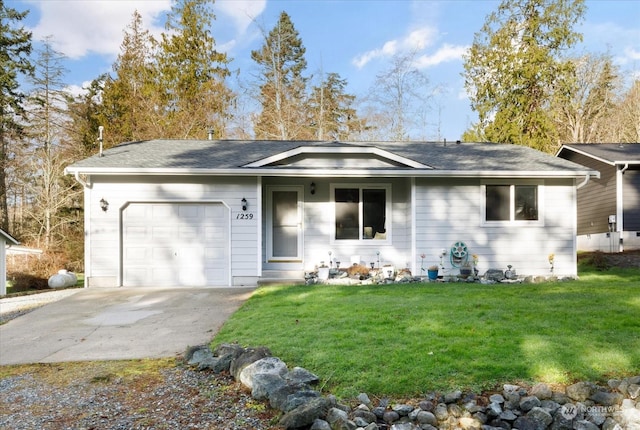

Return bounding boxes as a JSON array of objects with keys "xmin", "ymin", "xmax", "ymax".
[
  {"xmin": 310, "ymin": 182, "xmax": 316, "ymax": 195},
  {"xmin": 241, "ymin": 197, "xmax": 248, "ymax": 211},
  {"xmin": 99, "ymin": 198, "xmax": 109, "ymax": 212}
]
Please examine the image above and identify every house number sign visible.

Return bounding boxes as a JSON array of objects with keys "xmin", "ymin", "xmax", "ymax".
[{"xmin": 236, "ymin": 213, "xmax": 254, "ymax": 220}]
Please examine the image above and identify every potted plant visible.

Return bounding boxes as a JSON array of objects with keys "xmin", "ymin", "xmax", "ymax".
[
  {"xmin": 317, "ymin": 262, "xmax": 330, "ymax": 280},
  {"xmin": 459, "ymin": 262, "xmax": 473, "ymax": 279},
  {"xmin": 427, "ymin": 265, "xmax": 439, "ymax": 281}
]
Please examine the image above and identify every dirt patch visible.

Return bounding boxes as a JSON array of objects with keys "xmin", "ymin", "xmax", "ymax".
[
  {"xmin": 579, "ymin": 250, "xmax": 640, "ymax": 270},
  {"xmin": 0, "ymin": 359, "xmax": 282, "ymax": 429}
]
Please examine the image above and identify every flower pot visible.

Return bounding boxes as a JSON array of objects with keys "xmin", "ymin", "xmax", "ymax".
[
  {"xmin": 459, "ymin": 268, "xmax": 472, "ymax": 279},
  {"xmin": 318, "ymin": 267, "xmax": 330, "ymax": 280},
  {"xmin": 427, "ymin": 269, "xmax": 438, "ymax": 281}
]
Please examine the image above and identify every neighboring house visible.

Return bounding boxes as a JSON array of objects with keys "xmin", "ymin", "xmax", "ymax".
[
  {"xmin": 1, "ymin": 228, "xmax": 20, "ymax": 295},
  {"xmin": 557, "ymin": 143, "xmax": 640, "ymax": 252},
  {"xmin": 64, "ymin": 140, "xmax": 597, "ymax": 287}
]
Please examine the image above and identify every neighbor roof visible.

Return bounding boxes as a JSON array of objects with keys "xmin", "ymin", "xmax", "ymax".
[
  {"xmin": 558, "ymin": 144, "xmax": 640, "ymax": 166},
  {"xmin": 65, "ymin": 139, "xmax": 597, "ymax": 179},
  {"xmin": 0, "ymin": 228, "xmax": 19, "ymax": 246}
]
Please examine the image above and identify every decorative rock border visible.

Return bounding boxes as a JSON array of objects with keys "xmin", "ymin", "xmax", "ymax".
[
  {"xmin": 304, "ymin": 267, "xmax": 575, "ymax": 286},
  {"xmin": 186, "ymin": 344, "xmax": 639, "ymax": 430}
]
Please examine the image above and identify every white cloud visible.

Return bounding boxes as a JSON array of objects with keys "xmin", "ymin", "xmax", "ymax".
[
  {"xmin": 216, "ymin": 0, "xmax": 266, "ymax": 34},
  {"xmin": 413, "ymin": 44, "xmax": 469, "ymax": 69},
  {"xmin": 27, "ymin": 0, "xmax": 170, "ymax": 59},
  {"xmin": 352, "ymin": 27, "xmax": 437, "ymax": 69}
]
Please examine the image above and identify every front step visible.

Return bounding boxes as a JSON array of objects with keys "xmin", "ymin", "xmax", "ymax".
[{"xmin": 258, "ymin": 270, "xmax": 305, "ymax": 286}]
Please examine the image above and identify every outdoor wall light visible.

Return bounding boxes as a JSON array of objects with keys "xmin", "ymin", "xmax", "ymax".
[
  {"xmin": 310, "ymin": 182, "xmax": 316, "ymax": 195},
  {"xmin": 241, "ymin": 197, "xmax": 248, "ymax": 211},
  {"xmin": 100, "ymin": 198, "xmax": 109, "ymax": 212}
]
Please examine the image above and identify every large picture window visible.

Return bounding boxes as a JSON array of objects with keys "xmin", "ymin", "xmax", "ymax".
[
  {"xmin": 334, "ymin": 185, "xmax": 389, "ymax": 241},
  {"xmin": 485, "ymin": 184, "xmax": 540, "ymax": 223}
]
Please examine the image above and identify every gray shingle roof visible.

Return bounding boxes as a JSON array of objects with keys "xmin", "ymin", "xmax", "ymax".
[
  {"xmin": 559, "ymin": 143, "xmax": 640, "ymax": 165},
  {"xmin": 65, "ymin": 139, "xmax": 595, "ymax": 176}
]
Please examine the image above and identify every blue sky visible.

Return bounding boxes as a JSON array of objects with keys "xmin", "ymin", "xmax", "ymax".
[{"xmin": 12, "ymin": 0, "xmax": 640, "ymax": 141}]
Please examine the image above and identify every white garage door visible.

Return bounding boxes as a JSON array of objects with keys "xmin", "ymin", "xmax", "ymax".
[{"xmin": 122, "ymin": 203, "xmax": 229, "ymax": 287}]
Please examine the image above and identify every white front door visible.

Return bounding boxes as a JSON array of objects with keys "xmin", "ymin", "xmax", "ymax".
[{"xmin": 267, "ymin": 187, "xmax": 303, "ymax": 262}]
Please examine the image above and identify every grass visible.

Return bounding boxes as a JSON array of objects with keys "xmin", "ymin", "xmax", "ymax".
[{"xmin": 213, "ymin": 265, "xmax": 640, "ymax": 399}]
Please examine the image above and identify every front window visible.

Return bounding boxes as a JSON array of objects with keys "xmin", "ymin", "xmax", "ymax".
[
  {"xmin": 334, "ymin": 185, "xmax": 388, "ymax": 240},
  {"xmin": 485, "ymin": 184, "xmax": 539, "ymax": 222}
]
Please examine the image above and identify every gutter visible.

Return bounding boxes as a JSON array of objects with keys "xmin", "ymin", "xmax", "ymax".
[{"xmin": 65, "ymin": 167, "xmax": 598, "ymax": 180}]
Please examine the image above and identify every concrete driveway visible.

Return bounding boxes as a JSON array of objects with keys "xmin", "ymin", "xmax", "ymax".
[{"xmin": 0, "ymin": 287, "xmax": 254, "ymax": 366}]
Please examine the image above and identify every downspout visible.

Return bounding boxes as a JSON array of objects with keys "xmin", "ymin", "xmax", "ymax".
[
  {"xmin": 576, "ymin": 173, "xmax": 592, "ymax": 190},
  {"xmin": 620, "ymin": 163, "xmax": 629, "ymax": 174},
  {"xmin": 73, "ymin": 171, "xmax": 92, "ymax": 189}
]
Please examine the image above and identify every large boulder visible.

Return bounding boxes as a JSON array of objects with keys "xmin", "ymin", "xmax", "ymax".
[
  {"xmin": 229, "ymin": 346, "xmax": 272, "ymax": 380},
  {"xmin": 239, "ymin": 356, "xmax": 288, "ymax": 389}
]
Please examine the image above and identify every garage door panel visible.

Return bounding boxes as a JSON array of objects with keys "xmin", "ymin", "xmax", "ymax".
[{"xmin": 123, "ymin": 203, "xmax": 229, "ymax": 287}]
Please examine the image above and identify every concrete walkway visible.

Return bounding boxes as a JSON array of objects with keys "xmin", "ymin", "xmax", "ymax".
[{"xmin": 0, "ymin": 287, "xmax": 254, "ymax": 366}]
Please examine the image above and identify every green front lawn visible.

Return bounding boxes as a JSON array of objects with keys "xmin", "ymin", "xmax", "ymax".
[{"xmin": 213, "ymin": 266, "xmax": 640, "ymax": 398}]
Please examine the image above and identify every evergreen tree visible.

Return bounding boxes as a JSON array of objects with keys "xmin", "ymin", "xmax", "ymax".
[
  {"xmin": 0, "ymin": 1, "xmax": 33, "ymax": 231},
  {"xmin": 308, "ymin": 72, "xmax": 358, "ymax": 140},
  {"xmin": 100, "ymin": 10, "xmax": 159, "ymax": 146},
  {"xmin": 251, "ymin": 11, "xmax": 309, "ymax": 140},
  {"xmin": 156, "ymin": 0, "xmax": 233, "ymax": 139},
  {"xmin": 463, "ymin": 0, "xmax": 586, "ymax": 152}
]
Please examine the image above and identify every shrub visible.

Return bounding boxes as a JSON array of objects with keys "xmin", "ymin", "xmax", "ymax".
[{"xmin": 8, "ymin": 272, "xmax": 49, "ymax": 292}]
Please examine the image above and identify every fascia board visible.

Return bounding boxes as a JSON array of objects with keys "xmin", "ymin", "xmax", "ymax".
[{"xmin": 65, "ymin": 166, "xmax": 599, "ymax": 179}]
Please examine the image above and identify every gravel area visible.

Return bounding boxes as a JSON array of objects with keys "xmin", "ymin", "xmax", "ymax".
[{"xmin": 0, "ymin": 361, "xmax": 282, "ymax": 429}]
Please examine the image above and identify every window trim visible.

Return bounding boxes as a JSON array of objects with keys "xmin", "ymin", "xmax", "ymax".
[
  {"xmin": 330, "ymin": 183, "xmax": 392, "ymax": 244},
  {"xmin": 481, "ymin": 180, "xmax": 544, "ymax": 226}
]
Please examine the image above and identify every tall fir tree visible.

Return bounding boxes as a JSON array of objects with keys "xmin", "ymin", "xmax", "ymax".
[
  {"xmin": 463, "ymin": 0, "xmax": 586, "ymax": 152},
  {"xmin": 156, "ymin": 0, "xmax": 233, "ymax": 139},
  {"xmin": 0, "ymin": 1, "xmax": 33, "ymax": 231},
  {"xmin": 251, "ymin": 11, "xmax": 309, "ymax": 140},
  {"xmin": 100, "ymin": 10, "xmax": 159, "ymax": 147}
]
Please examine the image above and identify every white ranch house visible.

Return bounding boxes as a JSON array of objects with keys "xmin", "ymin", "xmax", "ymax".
[{"xmin": 65, "ymin": 140, "xmax": 598, "ymax": 287}]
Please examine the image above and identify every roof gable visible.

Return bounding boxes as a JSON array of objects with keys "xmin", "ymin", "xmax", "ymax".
[
  {"xmin": 0, "ymin": 228, "xmax": 19, "ymax": 245},
  {"xmin": 242, "ymin": 146, "xmax": 432, "ymax": 169},
  {"xmin": 558, "ymin": 144, "xmax": 640, "ymax": 165}
]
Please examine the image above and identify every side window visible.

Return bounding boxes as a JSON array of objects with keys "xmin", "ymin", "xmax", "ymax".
[{"xmin": 485, "ymin": 184, "xmax": 541, "ymax": 223}]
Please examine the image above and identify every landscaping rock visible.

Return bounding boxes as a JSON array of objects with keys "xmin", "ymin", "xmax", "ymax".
[
  {"xmin": 520, "ymin": 395, "xmax": 542, "ymax": 412},
  {"xmin": 279, "ymin": 397, "xmax": 332, "ymax": 429},
  {"xmin": 197, "ymin": 344, "xmax": 636, "ymax": 430},
  {"xmin": 484, "ymin": 269, "xmax": 505, "ymax": 281},
  {"xmin": 239, "ymin": 356, "xmax": 288, "ymax": 389},
  {"xmin": 567, "ymin": 381, "xmax": 597, "ymax": 402},
  {"xmin": 590, "ymin": 390, "xmax": 624, "ymax": 406},
  {"xmin": 229, "ymin": 346, "xmax": 272, "ymax": 380},
  {"xmin": 531, "ymin": 382, "xmax": 553, "ymax": 400}
]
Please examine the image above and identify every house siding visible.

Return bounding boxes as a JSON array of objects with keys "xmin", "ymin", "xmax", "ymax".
[
  {"xmin": 261, "ymin": 177, "xmax": 412, "ymax": 272},
  {"xmin": 86, "ymin": 175, "xmax": 259, "ymax": 287},
  {"xmin": 414, "ymin": 178, "xmax": 577, "ymax": 277},
  {"xmin": 560, "ymin": 151, "xmax": 616, "ymax": 235},
  {"xmin": 623, "ymin": 167, "xmax": 640, "ymax": 231}
]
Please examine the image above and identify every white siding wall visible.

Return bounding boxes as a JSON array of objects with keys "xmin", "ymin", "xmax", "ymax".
[
  {"xmin": 415, "ymin": 178, "xmax": 578, "ymax": 277},
  {"xmin": 294, "ymin": 178, "xmax": 412, "ymax": 272},
  {"xmin": 86, "ymin": 175, "xmax": 259, "ymax": 287}
]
